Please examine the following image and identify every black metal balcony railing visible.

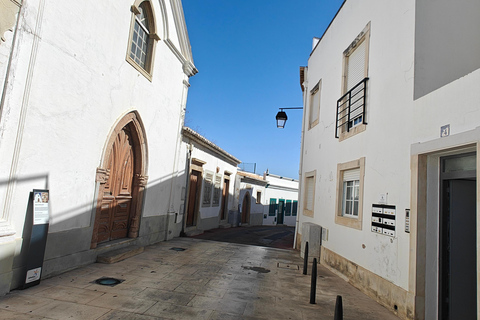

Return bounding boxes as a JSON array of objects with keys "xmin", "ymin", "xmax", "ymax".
[{"xmin": 335, "ymin": 78, "xmax": 369, "ymax": 138}]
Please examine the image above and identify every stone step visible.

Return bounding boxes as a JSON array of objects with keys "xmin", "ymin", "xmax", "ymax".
[
  {"xmin": 218, "ymin": 223, "xmax": 231, "ymax": 229},
  {"xmin": 97, "ymin": 246, "xmax": 144, "ymax": 264}
]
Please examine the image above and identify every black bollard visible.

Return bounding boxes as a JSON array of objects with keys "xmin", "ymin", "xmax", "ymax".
[
  {"xmin": 303, "ymin": 242, "xmax": 309, "ymax": 275},
  {"xmin": 334, "ymin": 295, "xmax": 343, "ymax": 320},
  {"xmin": 309, "ymin": 257, "xmax": 317, "ymax": 304}
]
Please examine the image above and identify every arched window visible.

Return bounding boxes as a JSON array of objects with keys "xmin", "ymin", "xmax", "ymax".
[{"xmin": 127, "ymin": 1, "xmax": 159, "ymax": 80}]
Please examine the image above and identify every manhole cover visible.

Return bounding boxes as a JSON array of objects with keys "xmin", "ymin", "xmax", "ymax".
[
  {"xmin": 242, "ymin": 266, "xmax": 270, "ymax": 273},
  {"xmin": 277, "ymin": 263, "xmax": 300, "ymax": 270},
  {"xmin": 94, "ymin": 277, "xmax": 124, "ymax": 286},
  {"xmin": 170, "ymin": 247, "xmax": 186, "ymax": 251}
]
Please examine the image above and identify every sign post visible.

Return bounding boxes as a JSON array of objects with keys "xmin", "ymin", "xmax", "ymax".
[{"xmin": 23, "ymin": 189, "xmax": 49, "ymax": 289}]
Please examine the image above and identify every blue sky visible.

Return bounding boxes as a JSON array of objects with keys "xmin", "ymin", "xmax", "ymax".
[{"xmin": 182, "ymin": 0, "xmax": 344, "ymax": 179}]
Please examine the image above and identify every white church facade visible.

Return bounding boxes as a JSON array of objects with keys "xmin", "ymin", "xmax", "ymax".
[{"xmin": 0, "ymin": 0, "xmax": 196, "ymax": 295}]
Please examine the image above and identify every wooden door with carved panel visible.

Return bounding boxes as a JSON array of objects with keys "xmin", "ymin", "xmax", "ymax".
[{"xmin": 97, "ymin": 127, "xmax": 135, "ymax": 243}]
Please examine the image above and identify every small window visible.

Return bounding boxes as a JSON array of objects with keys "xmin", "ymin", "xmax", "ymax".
[
  {"xmin": 335, "ymin": 158, "xmax": 365, "ymax": 229},
  {"xmin": 202, "ymin": 172, "xmax": 213, "ymax": 207},
  {"xmin": 285, "ymin": 200, "xmax": 292, "ymax": 216},
  {"xmin": 309, "ymin": 81, "xmax": 321, "ymax": 129},
  {"xmin": 303, "ymin": 171, "xmax": 316, "ymax": 217},
  {"xmin": 292, "ymin": 201, "xmax": 298, "ymax": 216},
  {"xmin": 212, "ymin": 175, "xmax": 222, "ymax": 207},
  {"xmin": 256, "ymin": 191, "xmax": 262, "ymax": 204},
  {"xmin": 127, "ymin": 1, "xmax": 159, "ymax": 80},
  {"xmin": 342, "ymin": 169, "xmax": 360, "ymax": 217},
  {"xmin": 269, "ymin": 198, "xmax": 276, "ymax": 216}
]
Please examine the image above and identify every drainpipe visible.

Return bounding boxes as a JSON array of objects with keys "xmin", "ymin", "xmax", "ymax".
[
  {"xmin": 293, "ymin": 69, "xmax": 308, "ymax": 250},
  {"xmin": 180, "ymin": 142, "xmax": 192, "ymax": 237},
  {"xmin": 165, "ymin": 79, "xmax": 190, "ymax": 241}
]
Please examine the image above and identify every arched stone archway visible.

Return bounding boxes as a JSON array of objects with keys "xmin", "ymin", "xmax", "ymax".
[{"xmin": 91, "ymin": 111, "xmax": 148, "ymax": 249}]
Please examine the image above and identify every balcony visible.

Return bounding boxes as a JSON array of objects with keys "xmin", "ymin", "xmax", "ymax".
[{"xmin": 335, "ymin": 78, "xmax": 369, "ymax": 138}]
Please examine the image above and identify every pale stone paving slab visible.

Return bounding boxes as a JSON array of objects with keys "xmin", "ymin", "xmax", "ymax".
[
  {"xmin": 97, "ymin": 310, "xmax": 166, "ymax": 320},
  {"xmin": 33, "ymin": 286, "xmax": 104, "ymax": 304},
  {"xmin": 187, "ymin": 295, "xmax": 247, "ymax": 315},
  {"xmin": 30, "ymin": 300, "xmax": 110, "ymax": 320},
  {"xmin": 135, "ymin": 288, "xmax": 195, "ymax": 305},
  {"xmin": 0, "ymin": 292, "xmax": 53, "ymax": 313},
  {"xmin": 87, "ymin": 292, "xmax": 157, "ymax": 314},
  {"xmin": 143, "ymin": 301, "xmax": 212, "ymax": 320},
  {"xmin": 0, "ymin": 309, "xmax": 48, "ymax": 320}
]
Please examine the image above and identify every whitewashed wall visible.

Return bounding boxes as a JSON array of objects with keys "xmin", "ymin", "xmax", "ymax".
[
  {"xmin": 0, "ymin": 0, "xmax": 195, "ymax": 293},
  {"xmin": 179, "ymin": 132, "xmax": 239, "ymax": 231},
  {"xmin": 298, "ymin": 0, "xmax": 480, "ymax": 318},
  {"xmin": 263, "ymin": 174, "xmax": 298, "ymax": 226},
  {"xmin": 299, "ymin": 0, "xmax": 415, "ymax": 291}
]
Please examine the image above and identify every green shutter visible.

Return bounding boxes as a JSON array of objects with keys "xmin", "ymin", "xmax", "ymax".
[
  {"xmin": 285, "ymin": 200, "xmax": 292, "ymax": 216},
  {"xmin": 269, "ymin": 198, "xmax": 276, "ymax": 216},
  {"xmin": 292, "ymin": 200, "xmax": 298, "ymax": 216}
]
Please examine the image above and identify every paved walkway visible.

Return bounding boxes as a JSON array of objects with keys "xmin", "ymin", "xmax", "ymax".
[
  {"xmin": 192, "ymin": 226, "xmax": 295, "ymax": 249},
  {"xmin": 0, "ymin": 238, "xmax": 398, "ymax": 319}
]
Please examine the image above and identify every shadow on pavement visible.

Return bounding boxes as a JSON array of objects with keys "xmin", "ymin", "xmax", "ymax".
[{"xmin": 190, "ymin": 225, "xmax": 295, "ymax": 250}]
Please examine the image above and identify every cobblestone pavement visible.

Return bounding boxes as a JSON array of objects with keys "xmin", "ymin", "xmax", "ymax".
[{"xmin": 0, "ymin": 238, "xmax": 399, "ymax": 319}]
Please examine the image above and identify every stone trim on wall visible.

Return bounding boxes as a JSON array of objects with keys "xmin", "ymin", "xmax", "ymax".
[
  {"xmin": 0, "ymin": 0, "xmax": 20, "ymax": 42},
  {"xmin": 321, "ymin": 246, "xmax": 414, "ymax": 320}
]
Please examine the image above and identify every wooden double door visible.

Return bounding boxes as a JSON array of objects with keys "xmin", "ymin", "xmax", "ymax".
[{"xmin": 97, "ymin": 127, "xmax": 135, "ymax": 243}]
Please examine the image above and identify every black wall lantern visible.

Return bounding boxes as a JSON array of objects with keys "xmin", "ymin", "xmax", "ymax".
[
  {"xmin": 276, "ymin": 110, "xmax": 288, "ymax": 128},
  {"xmin": 275, "ymin": 107, "xmax": 303, "ymax": 128}
]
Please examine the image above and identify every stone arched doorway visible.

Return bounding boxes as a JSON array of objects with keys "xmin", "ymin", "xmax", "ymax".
[
  {"xmin": 241, "ymin": 192, "xmax": 251, "ymax": 224},
  {"xmin": 91, "ymin": 111, "xmax": 148, "ymax": 249}
]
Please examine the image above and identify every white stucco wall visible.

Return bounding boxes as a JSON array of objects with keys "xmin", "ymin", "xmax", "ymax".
[
  {"xmin": 263, "ymin": 174, "xmax": 298, "ymax": 226},
  {"xmin": 0, "ymin": 0, "xmax": 195, "ymax": 289},
  {"xmin": 299, "ymin": 0, "xmax": 416, "ymax": 291},
  {"xmin": 179, "ymin": 133, "xmax": 239, "ymax": 231},
  {"xmin": 299, "ymin": 0, "xmax": 480, "ymax": 306}
]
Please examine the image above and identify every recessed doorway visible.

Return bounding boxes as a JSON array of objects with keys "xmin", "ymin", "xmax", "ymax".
[{"xmin": 439, "ymin": 153, "xmax": 477, "ymax": 319}]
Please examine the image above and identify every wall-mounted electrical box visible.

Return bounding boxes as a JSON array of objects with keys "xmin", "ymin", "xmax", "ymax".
[{"xmin": 371, "ymin": 204, "xmax": 396, "ymax": 238}]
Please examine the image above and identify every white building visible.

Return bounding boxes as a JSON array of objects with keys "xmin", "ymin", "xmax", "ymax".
[
  {"xmin": 0, "ymin": 0, "xmax": 196, "ymax": 295},
  {"xmin": 237, "ymin": 171, "xmax": 268, "ymax": 226},
  {"xmin": 262, "ymin": 173, "xmax": 298, "ymax": 227},
  {"xmin": 296, "ymin": 0, "xmax": 480, "ymax": 319},
  {"xmin": 236, "ymin": 171, "xmax": 298, "ymax": 227},
  {"xmin": 180, "ymin": 127, "xmax": 240, "ymax": 234}
]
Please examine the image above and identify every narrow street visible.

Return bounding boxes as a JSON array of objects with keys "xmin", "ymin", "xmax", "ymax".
[
  {"xmin": 191, "ymin": 226, "xmax": 295, "ymax": 250},
  {"xmin": 0, "ymin": 237, "xmax": 398, "ymax": 319}
]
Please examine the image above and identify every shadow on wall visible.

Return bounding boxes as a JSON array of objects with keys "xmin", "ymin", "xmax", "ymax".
[{"xmin": 0, "ymin": 168, "xmax": 194, "ymax": 291}]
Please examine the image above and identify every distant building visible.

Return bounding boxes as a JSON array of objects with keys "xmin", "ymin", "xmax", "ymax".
[
  {"xmin": 0, "ymin": 0, "xmax": 196, "ymax": 295},
  {"xmin": 297, "ymin": 0, "xmax": 480, "ymax": 319},
  {"xmin": 180, "ymin": 127, "xmax": 240, "ymax": 235},
  {"xmin": 262, "ymin": 173, "xmax": 298, "ymax": 227},
  {"xmin": 236, "ymin": 171, "xmax": 298, "ymax": 227}
]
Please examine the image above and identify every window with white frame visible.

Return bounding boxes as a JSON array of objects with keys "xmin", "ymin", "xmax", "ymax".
[
  {"xmin": 256, "ymin": 191, "xmax": 262, "ymax": 204},
  {"xmin": 303, "ymin": 171, "xmax": 316, "ymax": 217},
  {"xmin": 309, "ymin": 80, "xmax": 321, "ymax": 129},
  {"xmin": 202, "ymin": 172, "xmax": 213, "ymax": 207},
  {"xmin": 335, "ymin": 158, "xmax": 365, "ymax": 229},
  {"xmin": 212, "ymin": 174, "xmax": 222, "ymax": 206},
  {"xmin": 342, "ymin": 168, "xmax": 360, "ymax": 217},
  {"xmin": 127, "ymin": 0, "xmax": 159, "ymax": 80}
]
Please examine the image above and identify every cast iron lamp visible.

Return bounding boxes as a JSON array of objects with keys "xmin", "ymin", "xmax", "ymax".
[{"xmin": 275, "ymin": 107, "xmax": 303, "ymax": 128}]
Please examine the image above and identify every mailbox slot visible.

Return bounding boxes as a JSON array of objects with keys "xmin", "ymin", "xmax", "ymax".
[{"xmin": 372, "ymin": 204, "xmax": 396, "ymax": 238}]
